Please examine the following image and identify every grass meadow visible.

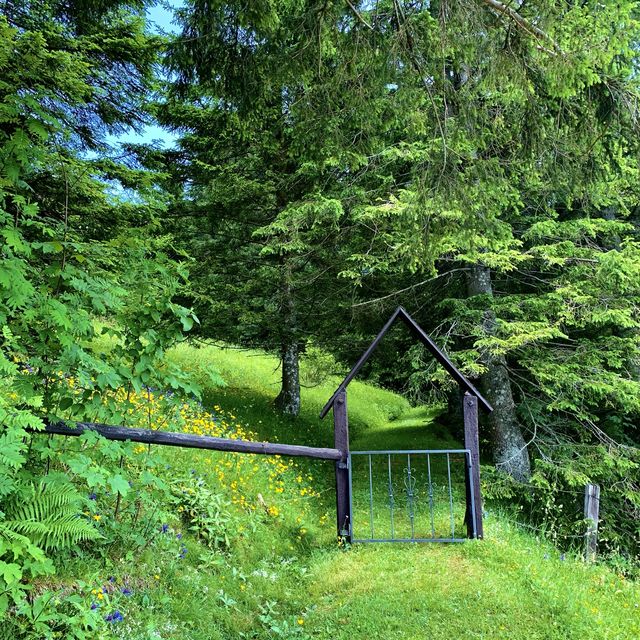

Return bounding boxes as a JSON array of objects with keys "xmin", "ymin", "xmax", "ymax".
[{"xmin": 51, "ymin": 341, "xmax": 638, "ymax": 639}]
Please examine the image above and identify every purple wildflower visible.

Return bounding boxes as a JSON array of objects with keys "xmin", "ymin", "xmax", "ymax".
[
  {"xmin": 88, "ymin": 493, "xmax": 97, "ymax": 500},
  {"xmin": 90, "ymin": 603, "xmax": 98, "ymax": 610},
  {"xmin": 105, "ymin": 610, "xmax": 124, "ymax": 623},
  {"xmin": 121, "ymin": 587, "xmax": 133, "ymax": 597},
  {"xmin": 161, "ymin": 524, "xmax": 169, "ymax": 533}
]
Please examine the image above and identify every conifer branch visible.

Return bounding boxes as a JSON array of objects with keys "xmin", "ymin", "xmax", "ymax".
[
  {"xmin": 352, "ymin": 269, "xmax": 468, "ymax": 307},
  {"xmin": 480, "ymin": 0, "xmax": 562, "ymax": 55},
  {"xmin": 346, "ymin": 0, "xmax": 373, "ymax": 30}
]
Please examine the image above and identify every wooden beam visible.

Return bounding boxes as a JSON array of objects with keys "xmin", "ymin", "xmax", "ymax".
[
  {"xmin": 40, "ymin": 422, "xmax": 343, "ymax": 461},
  {"xmin": 320, "ymin": 307, "xmax": 404, "ymax": 418},
  {"xmin": 397, "ymin": 308, "xmax": 492, "ymax": 413},
  {"xmin": 463, "ymin": 393, "xmax": 483, "ymax": 539},
  {"xmin": 320, "ymin": 306, "xmax": 492, "ymax": 418},
  {"xmin": 333, "ymin": 390, "xmax": 351, "ymax": 539}
]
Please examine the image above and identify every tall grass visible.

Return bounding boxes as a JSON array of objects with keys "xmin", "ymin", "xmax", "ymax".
[{"xmin": 53, "ymin": 339, "xmax": 638, "ymax": 639}]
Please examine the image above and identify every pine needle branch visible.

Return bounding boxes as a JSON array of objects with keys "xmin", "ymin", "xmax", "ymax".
[
  {"xmin": 346, "ymin": 0, "xmax": 373, "ymax": 30},
  {"xmin": 480, "ymin": 0, "xmax": 562, "ymax": 55}
]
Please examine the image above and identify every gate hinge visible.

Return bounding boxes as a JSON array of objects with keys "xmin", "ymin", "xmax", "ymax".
[{"xmin": 337, "ymin": 461, "xmax": 348, "ymax": 470}]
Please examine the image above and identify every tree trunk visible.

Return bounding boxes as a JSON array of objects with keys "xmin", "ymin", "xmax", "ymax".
[
  {"xmin": 467, "ymin": 264, "xmax": 531, "ymax": 481},
  {"xmin": 275, "ymin": 339, "xmax": 301, "ymax": 416},
  {"xmin": 274, "ymin": 262, "xmax": 301, "ymax": 416}
]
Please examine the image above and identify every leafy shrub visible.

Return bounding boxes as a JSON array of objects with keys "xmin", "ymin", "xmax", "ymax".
[
  {"xmin": 482, "ymin": 444, "xmax": 640, "ymax": 576},
  {"xmin": 0, "ymin": 58, "xmax": 197, "ymax": 639},
  {"xmin": 2, "ymin": 589, "xmax": 105, "ymax": 640},
  {"xmin": 300, "ymin": 341, "xmax": 344, "ymax": 386},
  {"xmin": 170, "ymin": 474, "xmax": 232, "ymax": 550}
]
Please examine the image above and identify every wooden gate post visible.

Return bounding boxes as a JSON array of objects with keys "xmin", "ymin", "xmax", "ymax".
[
  {"xmin": 463, "ymin": 393, "xmax": 483, "ymax": 539},
  {"xmin": 584, "ymin": 483, "xmax": 600, "ymax": 562},
  {"xmin": 334, "ymin": 390, "xmax": 350, "ymax": 541}
]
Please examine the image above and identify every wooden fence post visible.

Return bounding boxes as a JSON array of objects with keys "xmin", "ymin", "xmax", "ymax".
[
  {"xmin": 334, "ymin": 390, "xmax": 350, "ymax": 541},
  {"xmin": 584, "ymin": 483, "xmax": 600, "ymax": 561},
  {"xmin": 463, "ymin": 393, "xmax": 483, "ymax": 539}
]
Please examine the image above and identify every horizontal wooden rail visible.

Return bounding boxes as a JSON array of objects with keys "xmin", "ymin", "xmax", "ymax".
[{"xmin": 38, "ymin": 423, "xmax": 343, "ymax": 461}]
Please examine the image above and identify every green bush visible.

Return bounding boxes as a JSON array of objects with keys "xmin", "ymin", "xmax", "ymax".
[
  {"xmin": 170, "ymin": 474, "xmax": 233, "ymax": 551},
  {"xmin": 482, "ymin": 444, "xmax": 640, "ymax": 576}
]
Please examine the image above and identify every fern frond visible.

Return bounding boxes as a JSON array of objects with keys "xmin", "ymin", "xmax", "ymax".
[
  {"xmin": 2, "ymin": 481, "xmax": 102, "ymax": 551},
  {"xmin": 0, "ymin": 471, "xmax": 17, "ymax": 498},
  {"xmin": 40, "ymin": 514, "xmax": 101, "ymax": 550},
  {"xmin": 0, "ymin": 521, "xmax": 32, "ymax": 547},
  {"xmin": 3, "ymin": 520, "xmax": 50, "ymax": 536},
  {"xmin": 8, "ymin": 481, "xmax": 78, "ymax": 523}
]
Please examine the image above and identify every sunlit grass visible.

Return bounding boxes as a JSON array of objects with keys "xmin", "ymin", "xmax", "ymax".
[{"xmin": 60, "ymin": 339, "xmax": 638, "ymax": 639}]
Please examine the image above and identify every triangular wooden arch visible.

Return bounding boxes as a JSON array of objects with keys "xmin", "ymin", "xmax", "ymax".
[{"xmin": 320, "ymin": 306, "xmax": 492, "ymax": 419}]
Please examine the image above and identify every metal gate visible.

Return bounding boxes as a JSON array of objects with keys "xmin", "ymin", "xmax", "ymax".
[{"xmin": 347, "ymin": 449, "xmax": 477, "ymax": 543}]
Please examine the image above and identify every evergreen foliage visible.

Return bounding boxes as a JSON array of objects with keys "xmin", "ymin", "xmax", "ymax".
[
  {"xmin": 0, "ymin": 1, "xmax": 639, "ymax": 634},
  {"xmin": 156, "ymin": 0, "xmax": 639, "ymax": 554}
]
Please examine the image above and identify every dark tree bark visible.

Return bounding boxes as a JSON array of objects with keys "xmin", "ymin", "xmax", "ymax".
[
  {"xmin": 467, "ymin": 264, "xmax": 531, "ymax": 481},
  {"xmin": 274, "ymin": 263, "xmax": 301, "ymax": 416},
  {"xmin": 275, "ymin": 339, "xmax": 301, "ymax": 416}
]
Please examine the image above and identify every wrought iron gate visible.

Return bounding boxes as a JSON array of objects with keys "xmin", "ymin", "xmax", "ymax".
[
  {"xmin": 347, "ymin": 449, "xmax": 477, "ymax": 543},
  {"xmin": 322, "ymin": 308, "xmax": 490, "ymax": 542}
]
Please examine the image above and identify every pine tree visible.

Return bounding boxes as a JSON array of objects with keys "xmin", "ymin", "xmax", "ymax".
[
  {"xmin": 341, "ymin": 1, "xmax": 640, "ymax": 486},
  {"xmin": 159, "ymin": 0, "xmax": 402, "ymax": 415}
]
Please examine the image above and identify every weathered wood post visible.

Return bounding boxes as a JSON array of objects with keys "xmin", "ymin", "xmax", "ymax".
[
  {"xmin": 584, "ymin": 483, "xmax": 600, "ymax": 561},
  {"xmin": 333, "ymin": 390, "xmax": 350, "ymax": 541},
  {"xmin": 463, "ymin": 393, "xmax": 483, "ymax": 539}
]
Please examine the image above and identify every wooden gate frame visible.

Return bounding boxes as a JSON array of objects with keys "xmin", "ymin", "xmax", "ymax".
[{"xmin": 319, "ymin": 306, "xmax": 492, "ymax": 541}]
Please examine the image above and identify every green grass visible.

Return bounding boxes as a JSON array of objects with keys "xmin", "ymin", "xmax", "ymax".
[
  {"xmin": 57, "ymin": 341, "xmax": 639, "ymax": 639},
  {"xmin": 166, "ymin": 342, "xmax": 411, "ymax": 443}
]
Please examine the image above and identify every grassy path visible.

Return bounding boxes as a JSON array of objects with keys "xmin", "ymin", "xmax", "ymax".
[{"xmin": 108, "ymin": 342, "xmax": 638, "ymax": 640}]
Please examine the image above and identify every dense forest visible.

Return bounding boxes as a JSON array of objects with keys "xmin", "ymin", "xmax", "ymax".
[{"xmin": 0, "ymin": 0, "xmax": 639, "ymax": 637}]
